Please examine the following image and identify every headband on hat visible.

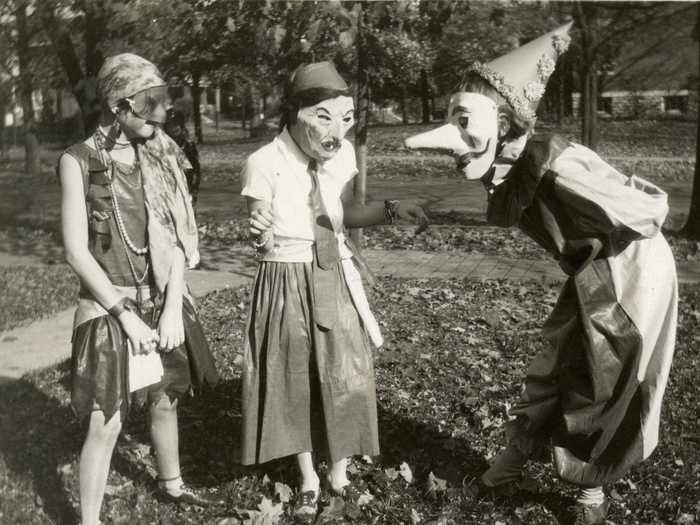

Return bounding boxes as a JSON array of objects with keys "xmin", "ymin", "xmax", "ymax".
[{"xmin": 97, "ymin": 53, "xmax": 166, "ymax": 107}]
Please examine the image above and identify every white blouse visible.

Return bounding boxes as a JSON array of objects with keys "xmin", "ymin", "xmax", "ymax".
[{"xmin": 241, "ymin": 128, "xmax": 356, "ymax": 262}]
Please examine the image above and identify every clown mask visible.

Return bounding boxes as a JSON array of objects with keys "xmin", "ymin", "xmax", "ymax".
[
  {"xmin": 289, "ymin": 95, "xmax": 355, "ymax": 162},
  {"xmin": 404, "ymin": 92, "xmax": 499, "ymax": 180}
]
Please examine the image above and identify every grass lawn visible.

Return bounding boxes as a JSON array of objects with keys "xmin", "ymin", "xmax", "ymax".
[
  {"xmin": 0, "ymin": 278, "xmax": 698, "ymax": 524},
  {"xmin": 0, "ymin": 119, "xmax": 698, "ymax": 523},
  {"xmin": 0, "ymin": 264, "xmax": 78, "ymax": 332}
]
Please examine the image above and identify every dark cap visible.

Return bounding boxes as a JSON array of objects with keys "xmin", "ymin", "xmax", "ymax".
[{"xmin": 289, "ymin": 61, "xmax": 348, "ymax": 95}]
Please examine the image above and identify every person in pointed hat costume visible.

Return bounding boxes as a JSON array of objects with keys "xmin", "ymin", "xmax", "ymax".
[{"xmin": 406, "ymin": 23, "xmax": 677, "ymax": 524}]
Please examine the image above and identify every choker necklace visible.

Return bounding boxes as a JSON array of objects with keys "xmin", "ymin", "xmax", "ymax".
[{"xmin": 96, "ymin": 127, "xmax": 132, "ymax": 149}]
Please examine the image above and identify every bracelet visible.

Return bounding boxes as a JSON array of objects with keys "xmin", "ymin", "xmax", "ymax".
[
  {"xmin": 384, "ymin": 199, "xmax": 400, "ymax": 224},
  {"xmin": 107, "ymin": 297, "xmax": 130, "ymax": 317},
  {"xmin": 251, "ymin": 230, "xmax": 271, "ymax": 250}
]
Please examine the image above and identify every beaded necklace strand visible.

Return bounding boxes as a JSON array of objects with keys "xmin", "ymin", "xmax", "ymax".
[
  {"xmin": 93, "ymin": 130, "xmax": 148, "ymax": 257},
  {"xmin": 91, "ymin": 128, "xmax": 152, "ymax": 310}
]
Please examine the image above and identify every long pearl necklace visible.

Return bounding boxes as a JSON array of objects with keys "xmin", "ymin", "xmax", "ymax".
[
  {"xmin": 93, "ymin": 130, "xmax": 149, "ymax": 256},
  {"xmin": 109, "ymin": 177, "xmax": 149, "ymax": 256}
]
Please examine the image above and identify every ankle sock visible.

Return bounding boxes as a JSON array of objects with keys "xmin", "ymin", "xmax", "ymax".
[
  {"xmin": 158, "ymin": 475, "xmax": 183, "ymax": 496},
  {"xmin": 300, "ymin": 474, "xmax": 320, "ymax": 494},
  {"xmin": 576, "ymin": 486, "xmax": 605, "ymax": 506}
]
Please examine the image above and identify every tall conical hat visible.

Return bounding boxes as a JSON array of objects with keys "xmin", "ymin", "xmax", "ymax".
[{"xmin": 467, "ymin": 21, "xmax": 573, "ymax": 121}]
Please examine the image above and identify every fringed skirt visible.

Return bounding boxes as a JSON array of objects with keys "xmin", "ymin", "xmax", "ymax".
[
  {"xmin": 240, "ymin": 261, "xmax": 379, "ymax": 465},
  {"xmin": 70, "ymin": 295, "xmax": 219, "ymax": 422}
]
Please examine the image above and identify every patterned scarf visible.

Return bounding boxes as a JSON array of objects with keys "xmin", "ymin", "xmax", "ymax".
[
  {"xmin": 136, "ymin": 128, "xmax": 199, "ymax": 291},
  {"xmin": 96, "ymin": 53, "xmax": 198, "ymax": 291}
]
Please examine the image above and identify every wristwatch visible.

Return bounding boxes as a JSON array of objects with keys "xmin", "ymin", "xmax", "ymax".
[{"xmin": 384, "ymin": 199, "xmax": 400, "ymax": 224}]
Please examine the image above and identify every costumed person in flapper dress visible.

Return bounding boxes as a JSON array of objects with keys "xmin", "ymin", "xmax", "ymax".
[
  {"xmin": 240, "ymin": 61, "xmax": 428, "ymax": 520},
  {"xmin": 58, "ymin": 53, "xmax": 220, "ymax": 525},
  {"xmin": 405, "ymin": 23, "xmax": 677, "ymax": 525}
]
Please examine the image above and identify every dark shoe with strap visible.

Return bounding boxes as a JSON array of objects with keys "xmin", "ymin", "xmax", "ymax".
[
  {"xmin": 293, "ymin": 489, "xmax": 319, "ymax": 522},
  {"xmin": 571, "ymin": 497, "xmax": 609, "ymax": 525},
  {"xmin": 157, "ymin": 482, "xmax": 224, "ymax": 507}
]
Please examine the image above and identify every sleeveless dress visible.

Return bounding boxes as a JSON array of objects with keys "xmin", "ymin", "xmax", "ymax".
[{"xmin": 62, "ymin": 143, "xmax": 219, "ymax": 422}]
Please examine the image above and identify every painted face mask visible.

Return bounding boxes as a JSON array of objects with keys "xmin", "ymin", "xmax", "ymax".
[
  {"xmin": 404, "ymin": 92, "xmax": 499, "ymax": 180},
  {"xmin": 289, "ymin": 95, "xmax": 355, "ymax": 162}
]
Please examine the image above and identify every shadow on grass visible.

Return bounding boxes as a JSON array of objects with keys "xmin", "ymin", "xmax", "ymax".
[
  {"xmin": 0, "ymin": 361, "xmax": 81, "ymax": 525},
  {"xmin": 0, "ymin": 360, "xmax": 575, "ymax": 523}
]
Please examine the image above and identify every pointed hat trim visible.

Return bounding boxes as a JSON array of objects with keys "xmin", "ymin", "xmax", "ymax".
[{"xmin": 467, "ymin": 21, "xmax": 573, "ymax": 121}]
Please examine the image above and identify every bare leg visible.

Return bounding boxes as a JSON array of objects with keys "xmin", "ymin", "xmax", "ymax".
[
  {"xmin": 327, "ymin": 457, "xmax": 350, "ymax": 492},
  {"xmin": 79, "ymin": 410, "xmax": 122, "ymax": 525},
  {"xmin": 149, "ymin": 396, "xmax": 181, "ymax": 487},
  {"xmin": 296, "ymin": 451, "xmax": 320, "ymax": 493}
]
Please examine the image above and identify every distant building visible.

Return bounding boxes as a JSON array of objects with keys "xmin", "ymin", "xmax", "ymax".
[{"xmin": 573, "ymin": 6, "xmax": 698, "ymax": 120}]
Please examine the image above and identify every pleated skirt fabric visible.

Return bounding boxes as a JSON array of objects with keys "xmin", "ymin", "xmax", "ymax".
[{"xmin": 240, "ymin": 261, "xmax": 379, "ymax": 465}]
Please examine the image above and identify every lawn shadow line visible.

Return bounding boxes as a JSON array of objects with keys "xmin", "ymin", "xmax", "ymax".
[
  {"xmin": 376, "ymin": 404, "xmax": 488, "ymax": 488},
  {"xmin": 0, "ymin": 360, "xmax": 81, "ymax": 525}
]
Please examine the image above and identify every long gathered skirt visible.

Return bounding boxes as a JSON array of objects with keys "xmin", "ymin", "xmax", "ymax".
[
  {"xmin": 240, "ymin": 261, "xmax": 380, "ymax": 465},
  {"xmin": 71, "ymin": 295, "xmax": 219, "ymax": 422}
]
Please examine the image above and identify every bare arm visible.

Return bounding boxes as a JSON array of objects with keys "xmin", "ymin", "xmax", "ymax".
[
  {"xmin": 60, "ymin": 153, "xmax": 125, "ymax": 309},
  {"xmin": 158, "ymin": 245, "xmax": 185, "ymax": 351},
  {"xmin": 245, "ymin": 196, "xmax": 275, "ymax": 254},
  {"xmin": 341, "ymin": 184, "xmax": 428, "ymax": 230}
]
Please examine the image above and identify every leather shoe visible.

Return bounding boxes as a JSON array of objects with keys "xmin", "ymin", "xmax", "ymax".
[{"xmin": 157, "ymin": 483, "xmax": 224, "ymax": 507}]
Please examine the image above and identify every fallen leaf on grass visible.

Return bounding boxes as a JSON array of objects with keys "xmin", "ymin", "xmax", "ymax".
[
  {"xmin": 357, "ymin": 492, "xmax": 374, "ymax": 506},
  {"xmin": 319, "ymin": 496, "xmax": 345, "ymax": 519},
  {"xmin": 411, "ymin": 508, "xmax": 422, "ymax": 523},
  {"xmin": 384, "ymin": 467, "xmax": 399, "ymax": 481},
  {"xmin": 399, "ymin": 461, "xmax": 414, "ymax": 483},
  {"xmin": 274, "ymin": 481, "xmax": 292, "ymax": 503},
  {"xmin": 237, "ymin": 496, "xmax": 284, "ymax": 525},
  {"xmin": 104, "ymin": 480, "xmax": 133, "ymax": 496},
  {"xmin": 426, "ymin": 472, "xmax": 447, "ymax": 494}
]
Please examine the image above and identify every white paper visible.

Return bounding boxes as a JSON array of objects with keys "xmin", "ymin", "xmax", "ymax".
[{"xmin": 128, "ymin": 341, "xmax": 164, "ymax": 392}]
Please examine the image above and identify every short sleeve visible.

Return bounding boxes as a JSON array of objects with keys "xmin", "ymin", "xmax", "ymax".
[{"xmin": 241, "ymin": 154, "xmax": 275, "ymax": 202}]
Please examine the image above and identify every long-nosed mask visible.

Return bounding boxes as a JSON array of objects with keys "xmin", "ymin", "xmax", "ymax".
[
  {"xmin": 289, "ymin": 95, "xmax": 355, "ymax": 162},
  {"xmin": 404, "ymin": 92, "xmax": 499, "ymax": 180}
]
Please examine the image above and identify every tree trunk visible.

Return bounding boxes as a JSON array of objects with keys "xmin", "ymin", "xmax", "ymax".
[
  {"xmin": 420, "ymin": 69, "xmax": 431, "ymax": 123},
  {"xmin": 82, "ymin": 1, "xmax": 106, "ymax": 135},
  {"xmin": 576, "ymin": 2, "xmax": 599, "ymax": 149},
  {"xmin": 0, "ymin": 102, "xmax": 6, "ymax": 159},
  {"xmin": 16, "ymin": 1, "xmax": 40, "ymax": 177},
  {"xmin": 352, "ymin": 3, "xmax": 369, "ymax": 248},
  {"xmin": 191, "ymin": 70, "xmax": 203, "ymax": 144},
  {"xmin": 241, "ymin": 85, "xmax": 247, "ymax": 130},
  {"xmin": 683, "ymin": 3, "xmax": 700, "ymax": 238},
  {"xmin": 37, "ymin": 2, "xmax": 101, "ymax": 137},
  {"xmin": 401, "ymin": 85, "xmax": 409, "ymax": 125}
]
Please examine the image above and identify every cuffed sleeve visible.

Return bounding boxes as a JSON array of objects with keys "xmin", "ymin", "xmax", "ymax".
[{"xmin": 241, "ymin": 155, "xmax": 274, "ymax": 202}]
